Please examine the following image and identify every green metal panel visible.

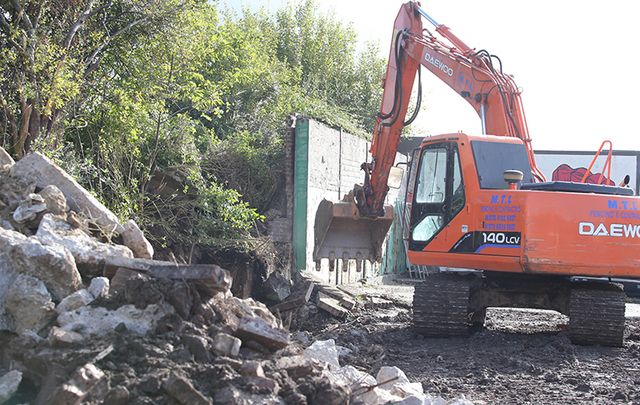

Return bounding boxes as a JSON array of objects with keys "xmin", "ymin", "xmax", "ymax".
[
  {"xmin": 381, "ymin": 198, "xmax": 407, "ymax": 275},
  {"xmin": 293, "ymin": 118, "xmax": 309, "ymax": 272}
]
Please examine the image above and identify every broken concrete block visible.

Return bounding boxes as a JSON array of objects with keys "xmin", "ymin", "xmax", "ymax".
[
  {"xmin": 10, "ymin": 152, "xmax": 122, "ymax": 233},
  {"xmin": 183, "ymin": 334, "xmax": 211, "ymax": 362},
  {"xmin": 56, "ymin": 289, "xmax": 94, "ymax": 314},
  {"xmin": 104, "ymin": 256, "xmax": 232, "ymax": 292},
  {"xmin": 274, "ymin": 355, "xmax": 316, "ymax": 379},
  {"xmin": 235, "ymin": 316, "xmax": 290, "ymax": 351},
  {"xmin": 334, "ymin": 365, "xmax": 376, "ymax": 390},
  {"xmin": 263, "ymin": 271, "xmax": 291, "ymax": 302},
  {"xmin": 317, "ymin": 294, "xmax": 350, "ymax": 320},
  {"xmin": 109, "ymin": 268, "xmax": 142, "ymax": 295},
  {"xmin": 270, "ymin": 280, "xmax": 314, "ymax": 313},
  {"xmin": 49, "ymin": 363, "xmax": 105, "ymax": 404},
  {"xmin": 339, "ymin": 295, "xmax": 356, "ymax": 310},
  {"xmin": 103, "ymin": 386, "xmax": 130, "ymax": 405},
  {"xmin": 5, "ymin": 274, "xmax": 56, "ymax": 333},
  {"xmin": 0, "ymin": 146, "xmax": 14, "ymax": 168},
  {"xmin": 376, "ymin": 366, "xmax": 410, "ymax": 390},
  {"xmin": 240, "ymin": 361, "xmax": 265, "ymax": 378},
  {"xmin": 121, "ymin": 219, "xmax": 153, "ymax": 259},
  {"xmin": 0, "ymin": 220, "xmax": 14, "ymax": 231},
  {"xmin": 12, "ymin": 193, "xmax": 47, "ymax": 224},
  {"xmin": 304, "ymin": 339, "xmax": 340, "ymax": 369},
  {"xmin": 88, "ymin": 277, "xmax": 110, "ymax": 299},
  {"xmin": 0, "ymin": 227, "xmax": 82, "ymax": 301},
  {"xmin": 48, "ymin": 326, "xmax": 84, "ymax": 347},
  {"xmin": 38, "ymin": 185, "xmax": 68, "ymax": 215},
  {"xmin": 163, "ymin": 372, "xmax": 212, "ymax": 405},
  {"xmin": 0, "ymin": 370, "xmax": 22, "ymax": 404},
  {"xmin": 36, "ymin": 214, "xmax": 133, "ymax": 270},
  {"xmin": 392, "ymin": 382, "xmax": 426, "ymax": 399},
  {"xmin": 0, "ymin": 232, "xmax": 20, "ymax": 331},
  {"xmin": 57, "ymin": 302, "xmax": 174, "ymax": 337},
  {"xmin": 243, "ymin": 376, "xmax": 280, "ymax": 395},
  {"xmin": 212, "ymin": 332, "xmax": 241, "ymax": 357}
]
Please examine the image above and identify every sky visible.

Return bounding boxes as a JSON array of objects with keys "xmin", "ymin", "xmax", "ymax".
[{"xmin": 224, "ymin": 0, "xmax": 640, "ymax": 152}]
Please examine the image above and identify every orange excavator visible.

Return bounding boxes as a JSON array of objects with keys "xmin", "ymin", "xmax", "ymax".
[{"xmin": 314, "ymin": 1, "xmax": 638, "ymax": 346}]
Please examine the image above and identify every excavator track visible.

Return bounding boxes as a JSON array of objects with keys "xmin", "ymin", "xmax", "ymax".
[
  {"xmin": 413, "ymin": 273, "xmax": 471, "ymax": 336},
  {"xmin": 569, "ymin": 283, "xmax": 625, "ymax": 347}
]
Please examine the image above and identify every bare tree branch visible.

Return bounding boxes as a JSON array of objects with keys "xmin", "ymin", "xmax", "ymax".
[
  {"xmin": 63, "ymin": 0, "xmax": 98, "ymax": 50},
  {"xmin": 84, "ymin": 15, "xmax": 148, "ymax": 76}
]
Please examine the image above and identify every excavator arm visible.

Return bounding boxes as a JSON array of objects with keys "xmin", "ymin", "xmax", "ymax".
[{"xmin": 358, "ymin": 2, "xmax": 545, "ymax": 217}]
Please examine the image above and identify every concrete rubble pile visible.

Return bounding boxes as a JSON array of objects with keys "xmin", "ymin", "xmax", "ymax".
[
  {"xmin": 0, "ymin": 148, "xmax": 474, "ymax": 404},
  {"xmin": 0, "ymin": 148, "xmax": 351, "ymax": 404}
]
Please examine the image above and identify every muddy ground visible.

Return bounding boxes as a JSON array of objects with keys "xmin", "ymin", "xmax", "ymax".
[{"xmin": 304, "ymin": 282, "xmax": 640, "ymax": 405}]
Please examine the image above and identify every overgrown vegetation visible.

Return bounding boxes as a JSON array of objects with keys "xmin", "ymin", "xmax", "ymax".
[{"xmin": 0, "ymin": 0, "xmax": 386, "ymax": 256}]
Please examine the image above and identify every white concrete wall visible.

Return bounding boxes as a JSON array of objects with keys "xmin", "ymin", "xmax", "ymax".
[{"xmin": 304, "ymin": 119, "xmax": 406, "ymax": 284}]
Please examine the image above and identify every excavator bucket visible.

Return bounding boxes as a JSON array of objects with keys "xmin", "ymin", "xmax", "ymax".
[{"xmin": 313, "ymin": 199, "xmax": 394, "ymax": 266}]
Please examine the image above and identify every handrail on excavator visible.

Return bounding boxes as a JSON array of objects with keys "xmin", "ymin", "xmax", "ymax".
[{"xmin": 581, "ymin": 140, "xmax": 613, "ymax": 184}]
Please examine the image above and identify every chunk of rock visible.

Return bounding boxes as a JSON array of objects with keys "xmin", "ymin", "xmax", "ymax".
[
  {"xmin": 333, "ymin": 365, "xmax": 376, "ymax": 390},
  {"xmin": 262, "ymin": 271, "xmax": 291, "ymax": 302},
  {"xmin": 0, "ymin": 235, "xmax": 20, "ymax": 330},
  {"xmin": 240, "ymin": 361, "xmax": 265, "ymax": 377},
  {"xmin": 376, "ymin": 366, "xmax": 410, "ymax": 389},
  {"xmin": 163, "ymin": 372, "xmax": 212, "ymax": 405},
  {"xmin": 49, "ymin": 363, "xmax": 105, "ymax": 404},
  {"xmin": 0, "ymin": 170, "xmax": 34, "ymax": 210},
  {"xmin": 375, "ymin": 366, "xmax": 425, "ymax": 400},
  {"xmin": 0, "ymin": 370, "xmax": 22, "ymax": 404},
  {"xmin": 48, "ymin": 326, "xmax": 84, "ymax": 347},
  {"xmin": 36, "ymin": 214, "xmax": 133, "ymax": 270},
  {"xmin": 12, "ymin": 193, "xmax": 47, "ymax": 224},
  {"xmin": 0, "ymin": 227, "xmax": 81, "ymax": 301},
  {"xmin": 121, "ymin": 219, "xmax": 154, "ymax": 259},
  {"xmin": 212, "ymin": 333, "xmax": 241, "ymax": 357},
  {"xmin": 183, "ymin": 334, "xmax": 211, "ymax": 362},
  {"xmin": 4, "ymin": 274, "xmax": 56, "ymax": 333},
  {"xmin": 88, "ymin": 277, "xmax": 110, "ymax": 299},
  {"xmin": 38, "ymin": 185, "xmax": 68, "ymax": 215},
  {"xmin": 304, "ymin": 339, "xmax": 340, "ymax": 370},
  {"xmin": 235, "ymin": 316, "xmax": 290, "ymax": 351},
  {"xmin": 10, "ymin": 152, "xmax": 122, "ymax": 233},
  {"xmin": 0, "ymin": 146, "xmax": 14, "ymax": 168},
  {"xmin": 57, "ymin": 302, "xmax": 174, "ymax": 337},
  {"xmin": 275, "ymin": 355, "xmax": 316, "ymax": 379},
  {"xmin": 56, "ymin": 289, "xmax": 94, "ymax": 314},
  {"xmin": 103, "ymin": 386, "xmax": 130, "ymax": 405},
  {"xmin": 109, "ymin": 268, "xmax": 142, "ymax": 296}
]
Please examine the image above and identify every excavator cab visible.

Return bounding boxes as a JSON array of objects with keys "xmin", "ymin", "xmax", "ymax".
[
  {"xmin": 408, "ymin": 142, "xmax": 465, "ymax": 252},
  {"xmin": 405, "ymin": 134, "xmax": 532, "ymax": 258}
]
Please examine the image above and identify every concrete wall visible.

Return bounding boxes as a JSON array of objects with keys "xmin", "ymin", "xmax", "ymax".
[
  {"xmin": 300, "ymin": 118, "xmax": 406, "ymax": 284},
  {"xmin": 265, "ymin": 116, "xmax": 408, "ymax": 284}
]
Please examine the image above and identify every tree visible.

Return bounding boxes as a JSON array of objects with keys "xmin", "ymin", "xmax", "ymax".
[{"xmin": 0, "ymin": 0, "xmax": 195, "ymax": 158}]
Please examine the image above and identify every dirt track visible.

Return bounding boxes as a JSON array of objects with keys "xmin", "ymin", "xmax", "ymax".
[{"xmin": 306, "ymin": 283, "xmax": 640, "ymax": 404}]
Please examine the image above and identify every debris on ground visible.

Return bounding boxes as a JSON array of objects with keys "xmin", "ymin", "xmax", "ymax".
[{"xmin": 0, "ymin": 147, "xmax": 480, "ymax": 404}]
